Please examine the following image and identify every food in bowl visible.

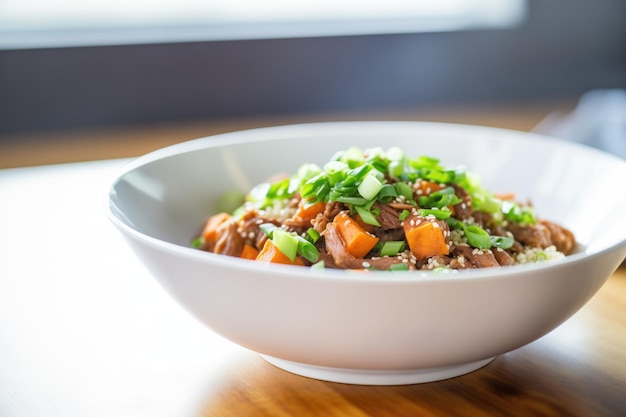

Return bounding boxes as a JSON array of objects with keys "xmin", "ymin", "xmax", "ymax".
[
  {"xmin": 106, "ymin": 122, "xmax": 626, "ymax": 385},
  {"xmin": 194, "ymin": 146, "xmax": 575, "ymax": 271}
]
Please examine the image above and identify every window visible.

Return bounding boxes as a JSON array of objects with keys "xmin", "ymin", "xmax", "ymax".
[{"xmin": 0, "ymin": 0, "xmax": 527, "ymax": 49}]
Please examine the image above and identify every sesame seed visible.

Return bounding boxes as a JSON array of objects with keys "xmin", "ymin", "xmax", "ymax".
[{"xmin": 362, "ymin": 261, "xmax": 371, "ymax": 268}]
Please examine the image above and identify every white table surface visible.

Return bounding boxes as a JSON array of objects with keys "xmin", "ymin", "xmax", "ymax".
[
  {"xmin": 0, "ymin": 160, "xmax": 248, "ymax": 417},
  {"xmin": 1, "ymin": 159, "xmax": 625, "ymax": 417}
]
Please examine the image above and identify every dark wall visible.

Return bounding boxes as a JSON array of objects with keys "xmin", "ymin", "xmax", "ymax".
[{"xmin": 1, "ymin": 0, "xmax": 625, "ymax": 136}]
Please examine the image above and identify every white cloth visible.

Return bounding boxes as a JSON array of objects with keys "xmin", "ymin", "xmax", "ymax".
[{"xmin": 534, "ymin": 89, "xmax": 626, "ymax": 159}]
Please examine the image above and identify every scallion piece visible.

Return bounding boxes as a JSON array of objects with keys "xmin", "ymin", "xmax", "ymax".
[
  {"xmin": 295, "ymin": 235, "xmax": 320, "ymax": 263},
  {"xmin": 259, "ymin": 223, "xmax": 279, "ymax": 238},
  {"xmin": 418, "ymin": 186, "xmax": 461, "ymax": 208},
  {"xmin": 271, "ymin": 229, "xmax": 299, "ymax": 262},
  {"xmin": 377, "ymin": 184, "xmax": 398, "ymax": 203},
  {"xmin": 389, "ymin": 263, "xmax": 409, "ymax": 271},
  {"xmin": 358, "ymin": 173, "xmax": 384, "ymax": 201},
  {"xmin": 399, "ymin": 209, "xmax": 410, "ymax": 221},
  {"xmin": 380, "ymin": 241, "xmax": 406, "ymax": 256},
  {"xmin": 355, "ymin": 205, "xmax": 381, "ymax": 227},
  {"xmin": 502, "ymin": 200, "xmax": 536, "ymax": 225},
  {"xmin": 305, "ymin": 228, "xmax": 320, "ymax": 244},
  {"xmin": 394, "ymin": 182, "xmax": 413, "ymax": 201},
  {"xmin": 463, "ymin": 225, "xmax": 491, "ymax": 249},
  {"xmin": 417, "ymin": 208, "xmax": 451, "ymax": 219},
  {"xmin": 335, "ymin": 196, "xmax": 369, "ymax": 205},
  {"xmin": 311, "ymin": 260, "xmax": 325, "ymax": 269},
  {"xmin": 490, "ymin": 235, "xmax": 514, "ymax": 249}
]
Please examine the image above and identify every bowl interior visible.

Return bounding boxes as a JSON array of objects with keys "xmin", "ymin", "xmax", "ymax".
[{"xmin": 108, "ymin": 122, "xmax": 626, "ymax": 259}]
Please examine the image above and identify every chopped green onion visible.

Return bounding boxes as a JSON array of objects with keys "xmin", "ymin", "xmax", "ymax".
[
  {"xmin": 385, "ymin": 146, "xmax": 406, "ymax": 161},
  {"xmin": 463, "ymin": 225, "xmax": 491, "ymax": 249},
  {"xmin": 417, "ymin": 208, "xmax": 452, "ymax": 219},
  {"xmin": 338, "ymin": 147, "xmax": 364, "ymax": 168},
  {"xmin": 324, "ymin": 161, "xmax": 348, "ymax": 185},
  {"xmin": 380, "ymin": 241, "xmax": 406, "ymax": 256},
  {"xmin": 266, "ymin": 178, "xmax": 292, "ymax": 199},
  {"xmin": 271, "ymin": 229, "xmax": 299, "ymax": 262},
  {"xmin": 335, "ymin": 196, "xmax": 369, "ymax": 205},
  {"xmin": 191, "ymin": 237, "xmax": 203, "ymax": 248},
  {"xmin": 349, "ymin": 164, "xmax": 373, "ymax": 183},
  {"xmin": 502, "ymin": 200, "xmax": 536, "ymax": 225},
  {"xmin": 295, "ymin": 235, "xmax": 320, "ymax": 263},
  {"xmin": 490, "ymin": 236, "xmax": 514, "ymax": 249},
  {"xmin": 259, "ymin": 223, "xmax": 279, "ymax": 238},
  {"xmin": 297, "ymin": 163, "xmax": 322, "ymax": 183},
  {"xmin": 418, "ymin": 186, "xmax": 461, "ymax": 208},
  {"xmin": 358, "ymin": 173, "xmax": 384, "ymax": 200},
  {"xmin": 355, "ymin": 205, "xmax": 381, "ymax": 227},
  {"xmin": 399, "ymin": 209, "xmax": 410, "ymax": 221},
  {"xmin": 394, "ymin": 182, "xmax": 413, "ymax": 201},
  {"xmin": 389, "ymin": 263, "xmax": 409, "ymax": 271},
  {"xmin": 311, "ymin": 260, "xmax": 325, "ymax": 269},
  {"xmin": 305, "ymin": 228, "xmax": 320, "ymax": 244},
  {"xmin": 377, "ymin": 184, "xmax": 398, "ymax": 203}
]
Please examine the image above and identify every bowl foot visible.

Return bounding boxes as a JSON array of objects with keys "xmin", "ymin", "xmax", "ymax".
[{"xmin": 260, "ymin": 355, "xmax": 496, "ymax": 385}]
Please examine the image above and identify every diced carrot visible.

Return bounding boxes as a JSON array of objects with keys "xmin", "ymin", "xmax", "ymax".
[
  {"xmin": 240, "ymin": 244, "xmax": 260, "ymax": 260},
  {"xmin": 292, "ymin": 200, "xmax": 325, "ymax": 223},
  {"xmin": 202, "ymin": 212, "xmax": 231, "ymax": 241},
  {"xmin": 404, "ymin": 215, "xmax": 449, "ymax": 260},
  {"xmin": 333, "ymin": 212, "xmax": 379, "ymax": 258},
  {"xmin": 256, "ymin": 240, "xmax": 304, "ymax": 266},
  {"xmin": 415, "ymin": 179, "xmax": 444, "ymax": 196},
  {"xmin": 495, "ymin": 192, "xmax": 516, "ymax": 201}
]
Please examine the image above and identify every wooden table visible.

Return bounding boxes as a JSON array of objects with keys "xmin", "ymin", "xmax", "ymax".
[{"xmin": 1, "ymin": 154, "xmax": 625, "ymax": 417}]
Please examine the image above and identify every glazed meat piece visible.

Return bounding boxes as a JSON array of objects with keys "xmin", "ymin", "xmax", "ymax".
[{"xmin": 539, "ymin": 220, "xmax": 576, "ymax": 255}]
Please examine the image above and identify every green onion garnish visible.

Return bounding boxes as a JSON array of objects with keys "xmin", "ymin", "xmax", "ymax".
[
  {"xmin": 389, "ymin": 263, "xmax": 409, "ymax": 271},
  {"xmin": 305, "ymin": 228, "xmax": 320, "ymax": 244},
  {"xmin": 502, "ymin": 200, "xmax": 536, "ymax": 225},
  {"xmin": 463, "ymin": 224, "xmax": 492, "ymax": 249},
  {"xmin": 311, "ymin": 260, "xmax": 326, "ymax": 269},
  {"xmin": 355, "ymin": 205, "xmax": 381, "ymax": 227},
  {"xmin": 418, "ymin": 186, "xmax": 461, "ymax": 208},
  {"xmin": 394, "ymin": 182, "xmax": 413, "ymax": 201},
  {"xmin": 259, "ymin": 223, "xmax": 279, "ymax": 238},
  {"xmin": 271, "ymin": 229, "xmax": 299, "ymax": 262},
  {"xmin": 417, "ymin": 208, "xmax": 452, "ymax": 219},
  {"xmin": 380, "ymin": 241, "xmax": 406, "ymax": 256},
  {"xmin": 490, "ymin": 236, "xmax": 514, "ymax": 249},
  {"xmin": 377, "ymin": 184, "xmax": 398, "ymax": 203},
  {"xmin": 335, "ymin": 196, "xmax": 369, "ymax": 205},
  {"xmin": 358, "ymin": 173, "xmax": 384, "ymax": 201},
  {"xmin": 295, "ymin": 235, "xmax": 320, "ymax": 263}
]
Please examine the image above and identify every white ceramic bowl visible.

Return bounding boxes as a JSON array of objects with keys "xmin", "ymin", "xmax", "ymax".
[{"xmin": 106, "ymin": 122, "xmax": 626, "ymax": 385}]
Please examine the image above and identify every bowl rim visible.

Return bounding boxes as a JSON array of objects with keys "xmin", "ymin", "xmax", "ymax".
[{"xmin": 106, "ymin": 120, "xmax": 626, "ymax": 284}]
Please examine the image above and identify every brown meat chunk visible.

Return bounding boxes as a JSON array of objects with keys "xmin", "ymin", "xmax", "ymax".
[
  {"xmin": 374, "ymin": 203, "xmax": 402, "ymax": 230},
  {"xmin": 492, "ymin": 247, "xmax": 515, "ymax": 266},
  {"xmin": 451, "ymin": 183, "xmax": 473, "ymax": 220},
  {"xmin": 213, "ymin": 219, "xmax": 245, "ymax": 257},
  {"xmin": 540, "ymin": 220, "xmax": 577, "ymax": 255},
  {"xmin": 454, "ymin": 244, "xmax": 500, "ymax": 268},
  {"xmin": 506, "ymin": 223, "xmax": 552, "ymax": 249}
]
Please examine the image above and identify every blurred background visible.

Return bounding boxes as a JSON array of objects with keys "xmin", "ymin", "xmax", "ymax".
[{"xmin": 1, "ymin": 0, "xmax": 625, "ymax": 167}]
